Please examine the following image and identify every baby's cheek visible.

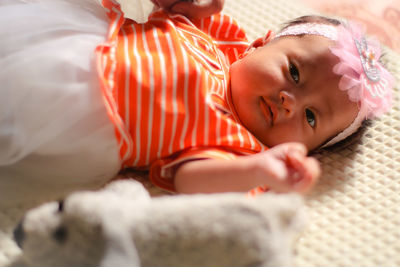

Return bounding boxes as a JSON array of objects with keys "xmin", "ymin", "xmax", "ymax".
[{"xmin": 268, "ymin": 124, "xmax": 305, "ymax": 147}]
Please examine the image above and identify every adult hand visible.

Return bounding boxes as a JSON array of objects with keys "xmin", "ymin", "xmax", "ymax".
[{"xmin": 151, "ymin": 0, "xmax": 225, "ymax": 19}]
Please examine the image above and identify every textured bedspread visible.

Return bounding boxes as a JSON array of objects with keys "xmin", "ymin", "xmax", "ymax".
[{"xmin": 1, "ymin": 0, "xmax": 399, "ymax": 266}]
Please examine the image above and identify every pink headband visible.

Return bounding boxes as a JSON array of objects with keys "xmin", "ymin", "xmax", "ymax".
[{"xmin": 275, "ymin": 22, "xmax": 395, "ymax": 147}]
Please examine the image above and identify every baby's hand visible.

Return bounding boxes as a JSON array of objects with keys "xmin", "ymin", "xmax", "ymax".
[
  {"xmin": 151, "ymin": 0, "xmax": 225, "ymax": 19},
  {"xmin": 249, "ymin": 142, "xmax": 321, "ymax": 193}
]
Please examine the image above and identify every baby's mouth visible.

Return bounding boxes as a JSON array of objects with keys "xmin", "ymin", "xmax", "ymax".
[{"xmin": 260, "ymin": 97, "xmax": 274, "ymax": 126}]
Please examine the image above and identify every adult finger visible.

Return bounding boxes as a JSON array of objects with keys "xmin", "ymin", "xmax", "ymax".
[
  {"xmin": 171, "ymin": 0, "xmax": 224, "ymax": 19},
  {"xmin": 151, "ymin": 0, "xmax": 178, "ymax": 9}
]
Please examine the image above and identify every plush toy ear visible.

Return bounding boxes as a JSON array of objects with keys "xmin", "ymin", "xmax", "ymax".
[
  {"xmin": 100, "ymin": 218, "xmax": 141, "ymax": 267},
  {"xmin": 105, "ymin": 179, "xmax": 151, "ymax": 203}
]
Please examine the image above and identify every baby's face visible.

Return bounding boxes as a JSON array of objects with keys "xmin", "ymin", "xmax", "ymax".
[{"xmin": 230, "ymin": 34, "xmax": 359, "ymax": 150}]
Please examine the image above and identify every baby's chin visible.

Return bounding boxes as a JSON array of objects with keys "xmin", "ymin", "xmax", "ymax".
[{"xmin": 228, "ymin": 84, "xmax": 244, "ymax": 123}]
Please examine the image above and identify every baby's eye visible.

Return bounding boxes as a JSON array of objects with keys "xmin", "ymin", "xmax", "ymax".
[
  {"xmin": 289, "ymin": 62, "xmax": 300, "ymax": 84},
  {"xmin": 305, "ymin": 108, "xmax": 315, "ymax": 128}
]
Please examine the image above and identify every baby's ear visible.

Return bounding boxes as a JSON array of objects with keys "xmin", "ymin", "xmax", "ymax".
[
  {"xmin": 248, "ymin": 37, "xmax": 265, "ymax": 50},
  {"xmin": 239, "ymin": 31, "xmax": 275, "ymax": 59},
  {"xmin": 240, "ymin": 37, "xmax": 264, "ymax": 58},
  {"xmin": 250, "ymin": 31, "xmax": 275, "ymax": 49}
]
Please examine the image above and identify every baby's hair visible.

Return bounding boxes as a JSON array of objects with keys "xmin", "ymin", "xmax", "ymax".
[
  {"xmin": 313, "ymin": 120, "xmax": 371, "ymax": 154},
  {"xmin": 280, "ymin": 15, "xmax": 342, "ymax": 32}
]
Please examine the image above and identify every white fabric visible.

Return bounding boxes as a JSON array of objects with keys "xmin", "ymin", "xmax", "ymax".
[
  {"xmin": 322, "ymin": 103, "xmax": 368, "ymax": 147},
  {"xmin": 275, "ymin": 23, "xmax": 339, "ymax": 41},
  {"xmin": 0, "ymin": 0, "xmax": 121, "ymax": 206}
]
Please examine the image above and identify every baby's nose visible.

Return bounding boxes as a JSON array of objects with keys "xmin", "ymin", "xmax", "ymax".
[
  {"xmin": 279, "ymin": 91, "xmax": 296, "ymax": 117},
  {"xmin": 13, "ymin": 219, "xmax": 25, "ymax": 248}
]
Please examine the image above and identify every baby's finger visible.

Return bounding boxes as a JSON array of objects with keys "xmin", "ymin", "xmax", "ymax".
[
  {"xmin": 287, "ymin": 152, "xmax": 320, "ymax": 193},
  {"xmin": 286, "ymin": 142, "xmax": 307, "ymax": 155},
  {"xmin": 305, "ymin": 157, "xmax": 321, "ymax": 180},
  {"xmin": 295, "ymin": 158, "xmax": 320, "ymax": 193},
  {"xmin": 269, "ymin": 142, "xmax": 307, "ymax": 160}
]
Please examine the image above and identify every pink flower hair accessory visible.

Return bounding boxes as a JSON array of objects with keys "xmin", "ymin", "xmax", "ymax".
[
  {"xmin": 274, "ymin": 21, "xmax": 395, "ymax": 147},
  {"xmin": 325, "ymin": 22, "xmax": 395, "ymax": 147},
  {"xmin": 330, "ymin": 23, "xmax": 394, "ymax": 118}
]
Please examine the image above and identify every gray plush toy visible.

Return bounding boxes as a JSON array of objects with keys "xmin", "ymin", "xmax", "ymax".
[{"xmin": 15, "ymin": 179, "xmax": 306, "ymax": 267}]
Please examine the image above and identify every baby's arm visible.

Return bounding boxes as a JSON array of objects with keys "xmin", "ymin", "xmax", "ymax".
[
  {"xmin": 174, "ymin": 142, "xmax": 320, "ymax": 194},
  {"xmin": 151, "ymin": 0, "xmax": 225, "ymax": 19}
]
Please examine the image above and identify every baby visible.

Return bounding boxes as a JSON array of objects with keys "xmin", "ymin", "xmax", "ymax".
[{"xmin": 0, "ymin": 0, "xmax": 394, "ymax": 202}]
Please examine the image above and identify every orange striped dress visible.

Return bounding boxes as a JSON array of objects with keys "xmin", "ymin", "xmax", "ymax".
[{"xmin": 97, "ymin": 0, "xmax": 269, "ymax": 191}]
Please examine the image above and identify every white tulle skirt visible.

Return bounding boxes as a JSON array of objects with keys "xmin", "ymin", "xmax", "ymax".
[{"xmin": 0, "ymin": 0, "xmax": 121, "ymax": 205}]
